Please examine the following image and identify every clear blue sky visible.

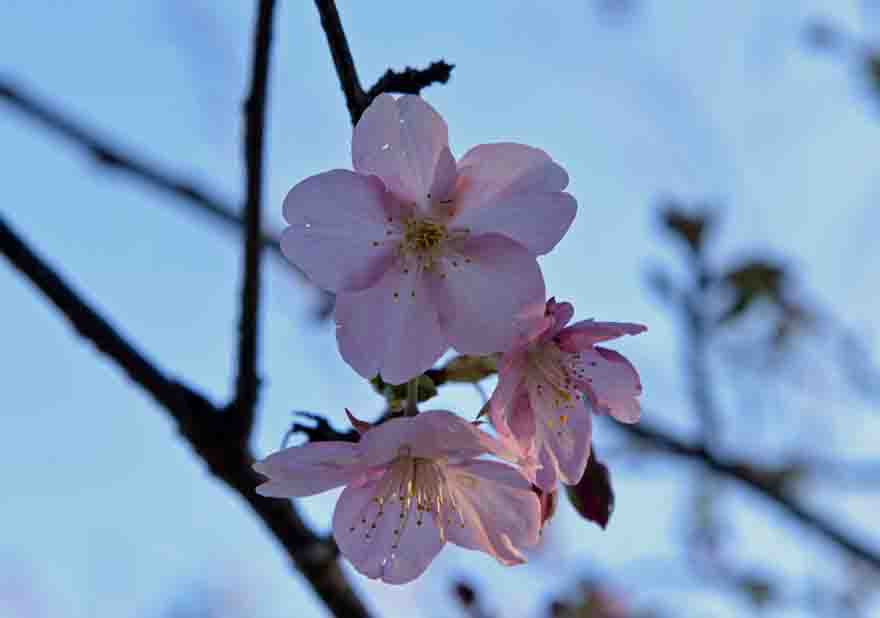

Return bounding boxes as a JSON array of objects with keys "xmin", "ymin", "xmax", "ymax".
[{"xmin": 1, "ymin": 1, "xmax": 878, "ymax": 617}]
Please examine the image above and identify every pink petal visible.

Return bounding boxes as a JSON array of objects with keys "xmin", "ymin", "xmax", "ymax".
[
  {"xmin": 457, "ymin": 143, "xmax": 570, "ymax": 201},
  {"xmin": 450, "ymin": 143, "xmax": 575, "ymax": 255},
  {"xmin": 489, "ymin": 373, "xmax": 541, "ymax": 481},
  {"xmin": 451, "ymin": 192, "xmax": 576, "ymax": 256},
  {"xmin": 556, "ymin": 320, "xmax": 647, "ymax": 352},
  {"xmin": 444, "ymin": 460, "xmax": 541, "ymax": 565},
  {"xmin": 541, "ymin": 298, "xmax": 575, "ymax": 340},
  {"xmin": 351, "ymin": 94, "xmax": 450, "ymax": 205},
  {"xmin": 335, "ymin": 261, "xmax": 447, "ymax": 385},
  {"xmin": 527, "ymin": 378, "xmax": 592, "ymax": 487},
  {"xmin": 577, "ymin": 347, "xmax": 643, "ymax": 423},
  {"xmin": 434, "ymin": 234, "xmax": 546, "ymax": 355},
  {"xmin": 534, "ymin": 444, "xmax": 560, "ymax": 492},
  {"xmin": 280, "ymin": 170, "xmax": 397, "ymax": 293},
  {"xmin": 253, "ymin": 442, "xmax": 363, "ymax": 497},
  {"xmin": 429, "ymin": 146, "xmax": 458, "ymax": 203},
  {"xmin": 357, "ymin": 411, "xmax": 499, "ymax": 467},
  {"xmin": 333, "ymin": 479, "xmax": 444, "ymax": 584},
  {"xmin": 488, "ymin": 353, "xmax": 527, "ymax": 436}
]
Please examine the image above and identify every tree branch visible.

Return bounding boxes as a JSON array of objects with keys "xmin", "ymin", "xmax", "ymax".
[
  {"xmin": 313, "ymin": 0, "xmax": 367, "ymax": 124},
  {"xmin": 313, "ymin": 1, "xmax": 455, "ymax": 125},
  {"xmin": 232, "ymin": 0, "xmax": 276, "ymax": 436},
  {"xmin": 0, "ymin": 215, "xmax": 371, "ymax": 617},
  {"xmin": 620, "ymin": 420, "xmax": 880, "ymax": 571},
  {"xmin": 0, "ymin": 76, "xmax": 337, "ymax": 316},
  {"xmin": 366, "ymin": 60, "xmax": 455, "ymax": 100},
  {"xmin": 0, "ymin": 77, "xmax": 297, "ymax": 275}
]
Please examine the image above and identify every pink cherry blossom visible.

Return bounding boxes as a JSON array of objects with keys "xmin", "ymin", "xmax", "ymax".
[
  {"xmin": 254, "ymin": 410, "xmax": 541, "ymax": 584},
  {"xmin": 280, "ymin": 94, "xmax": 577, "ymax": 384},
  {"xmin": 489, "ymin": 298, "xmax": 646, "ymax": 491}
]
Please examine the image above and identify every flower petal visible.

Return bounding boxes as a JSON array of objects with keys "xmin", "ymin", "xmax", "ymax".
[
  {"xmin": 357, "ymin": 411, "xmax": 500, "ymax": 467},
  {"xmin": 556, "ymin": 320, "xmax": 647, "ymax": 352},
  {"xmin": 488, "ymin": 353, "xmax": 527, "ymax": 437},
  {"xmin": 444, "ymin": 460, "xmax": 541, "ymax": 565},
  {"xmin": 280, "ymin": 170, "xmax": 397, "ymax": 292},
  {"xmin": 534, "ymin": 444, "xmax": 560, "ymax": 492},
  {"xmin": 456, "ymin": 143, "xmax": 570, "ymax": 201},
  {"xmin": 352, "ymin": 94, "xmax": 449, "ymax": 205},
  {"xmin": 434, "ymin": 234, "xmax": 546, "ymax": 355},
  {"xmin": 335, "ymin": 262, "xmax": 447, "ymax": 385},
  {"xmin": 577, "ymin": 347, "xmax": 643, "ymax": 423},
  {"xmin": 527, "ymin": 377, "xmax": 592, "ymax": 487},
  {"xmin": 541, "ymin": 298, "xmax": 575, "ymax": 340},
  {"xmin": 429, "ymin": 146, "xmax": 458, "ymax": 203},
  {"xmin": 451, "ymin": 192, "xmax": 576, "ymax": 256},
  {"xmin": 253, "ymin": 442, "xmax": 363, "ymax": 497},
  {"xmin": 333, "ymin": 479, "xmax": 444, "ymax": 584},
  {"xmin": 451, "ymin": 143, "xmax": 575, "ymax": 254}
]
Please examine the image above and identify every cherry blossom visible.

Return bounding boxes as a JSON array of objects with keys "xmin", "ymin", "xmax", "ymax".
[
  {"xmin": 254, "ymin": 410, "xmax": 541, "ymax": 584},
  {"xmin": 489, "ymin": 298, "xmax": 646, "ymax": 491},
  {"xmin": 280, "ymin": 94, "xmax": 576, "ymax": 384}
]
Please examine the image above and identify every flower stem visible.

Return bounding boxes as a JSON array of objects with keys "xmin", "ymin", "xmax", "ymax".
[{"xmin": 404, "ymin": 377, "xmax": 420, "ymax": 416}]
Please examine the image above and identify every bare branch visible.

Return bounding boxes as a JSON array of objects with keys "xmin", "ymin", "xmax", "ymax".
[
  {"xmin": 366, "ymin": 60, "xmax": 455, "ymax": 100},
  {"xmin": 232, "ymin": 0, "xmax": 276, "ymax": 435},
  {"xmin": 620, "ymin": 420, "xmax": 880, "ymax": 571},
  {"xmin": 0, "ymin": 77, "xmax": 297, "ymax": 273},
  {"xmin": 313, "ymin": 0, "xmax": 367, "ymax": 124},
  {"xmin": 313, "ymin": 1, "xmax": 455, "ymax": 124},
  {"xmin": 0, "ymin": 215, "xmax": 371, "ymax": 617}
]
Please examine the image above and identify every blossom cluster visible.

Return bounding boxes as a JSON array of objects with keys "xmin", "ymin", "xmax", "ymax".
[{"xmin": 255, "ymin": 95, "xmax": 646, "ymax": 584}]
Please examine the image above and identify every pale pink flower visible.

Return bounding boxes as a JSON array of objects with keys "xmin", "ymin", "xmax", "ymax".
[
  {"xmin": 280, "ymin": 94, "xmax": 577, "ymax": 384},
  {"xmin": 254, "ymin": 410, "xmax": 541, "ymax": 584},
  {"xmin": 489, "ymin": 298, "xmax": 646, "ymax": 491}
]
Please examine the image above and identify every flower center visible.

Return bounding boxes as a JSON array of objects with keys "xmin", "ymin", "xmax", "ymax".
[
  {"xmin": 527, "ymin": 342, "xmax": 585, "ymax": 436},
  {"xmin": 348, "ymin": 450, "xmax": 466, "ymax": 549},
  {"xmin": 403, "ymin": 218, "xmax": 448, "ymax": 253}
]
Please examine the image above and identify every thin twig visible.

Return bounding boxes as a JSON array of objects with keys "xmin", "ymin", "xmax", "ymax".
[
  {"xmin": 365, "ymin": 61, "xmax": 455, "ymax": 99},
  {"xmin": 232, "ymin": 0, "xmax": 276, "ymax": 435},
  {"xmin": 313, "ymin": 0, "xmax": 367, "ymax": 124},
  {"xmin": 684, "ymin": 254, "xmax": 721, "ymax": 447},
  {"xmin": 313, "ymin": 1, "xmax": 455, "ymax": 124},
  {"xmin": 0, "ymin": 215, "xmax": 371, "ymax": 617}
]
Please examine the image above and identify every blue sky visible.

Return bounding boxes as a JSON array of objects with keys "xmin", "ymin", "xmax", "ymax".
[{"xmin": 1, "ymin": 1, "xmax": 879, "ymax": 617}]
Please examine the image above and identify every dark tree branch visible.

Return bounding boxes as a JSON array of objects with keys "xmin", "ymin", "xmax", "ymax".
[
  {"xmin": 0, "ymin": 77, "xmax": 300, "ymax": 276},
  {"xmin": 0, "ymin": 215, "xmax": 371, "ymax": 617},
  {"xmin": 314, "ymin": 1, "xmax": 455, "ymax": 125},
  {"xmin": 232, "ymin": 0, "xmax": 276, "ymax": 435},
  {"xmin": 313, "ymin": 0, "xmax": 368, "ymax": 124},
  {"xmin": 0, "ymin": 76, "xmax": 339, "ymax": 317},
  {"xmin": 365, "ymin": 61, "xmax": 455, "ymax": 100},
  {"xmin": 620, "ymin": 421, "xmax": 880, "ymax": 571}
]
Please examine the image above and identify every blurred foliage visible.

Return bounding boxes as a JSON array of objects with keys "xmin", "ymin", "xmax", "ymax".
[
  {"xmin": 548, "ymin": 581, "xmax": 652, "ymax": 618},
  {"xmin": 868, "ymin": 51, "xmax": 880, "ymax": 98},
  {"xmin": 659, "ymin": 204, "xmax": 716, "ymax": 255},
  {"xmin": 656, "ymin": 202, "xmax": 815, "ymax": 347}
]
